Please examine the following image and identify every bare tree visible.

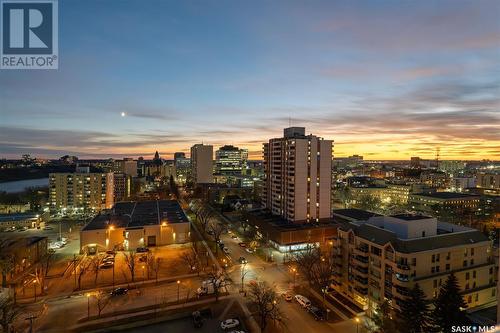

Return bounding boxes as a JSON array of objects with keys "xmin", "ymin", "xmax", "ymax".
[
  {"xmin": 42, "ymin": 249, "xmax": 56, "ymax": 277},
  {"xmin": 77, "ymin": 260, "xmax": 90, "ymax": 290},
  {"xmin": 247, "ymin": 281, "xmax": 285, "ymax": 331},
  {"xmin": 144, "ymin": 252, "xmax": 154, "ymax": 279},
  {"xmin": 150, "ymin": 257, "xmax": 161, "ymax": 284},
  {"xmin": 208, "ymin": 221, "xmax": 224, "ymax": 255},
  {"xmin": 123, "ymin": 251, "xmax": 137, "ymax": 282},
  {"xmin": 0, "ymin": 295, "xmax": 21, "ymax": 333},
  {"xmin": 205, "ymin": 270, "xmax": 225, "ymax": 302},
  {"xmin": 93, "ymin": 290, "xmax": 110, "ymax": 316},
  {"xmin": 196, "ymin": 205, "xmax": 215, "ymax": 232},
  {"xmin": 89, "ymin": 256, "xmax": 101, "ymax": 287},
  {"xmin": 293, "ymin": 245, "xmax": 319, "ymax": 287},
  {"xmin": 180, "ymin": 245, "xmax": 201, "ymax": 276},
  {"xmin": 0, "ymin": 240, "xmax": 14, "ymax": 289}
]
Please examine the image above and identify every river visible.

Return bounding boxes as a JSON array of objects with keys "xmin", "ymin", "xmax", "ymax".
[{"xmin": 0, "ymin": 178, "xmax": 49, "ymax": 193}]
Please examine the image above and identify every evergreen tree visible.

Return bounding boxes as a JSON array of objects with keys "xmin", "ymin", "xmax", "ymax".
[
  {"xmin": 372, "ymin": 300, "xmax": 397, "ymax": 333},
  {"xmin": 398, "ymin": 283, "xmax": 431, "ymax": 333},
  {"xmin": 432, "ymin": 273, "xmax": 467, "ymax": 332}
]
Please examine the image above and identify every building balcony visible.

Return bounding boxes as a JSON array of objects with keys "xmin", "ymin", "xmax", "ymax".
[
  {"xmin": 354, "ymin": 286, "xmax": 368, "ymax": 296},
  {"xmin": 353, "ymin": 265, "xmax": 368, "ymax": 276},
  {"xmin": 352, "ymin": 255, "xmax": 369, "ymax": 266}
]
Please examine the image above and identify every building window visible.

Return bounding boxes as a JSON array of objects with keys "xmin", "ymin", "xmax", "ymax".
[
  {"xmin": 431, "ymin": 267, "xmax": 435, "ymax": 274},
  {"xmin": 465, "ymin": 283, "xmax": 469, "ymax": 290},
  {"xmin": 433, "ymin": 280, "xmax": 437, "ymax": 288},
  {"xmin": 412, "ymin": 258, "xmax": 416, "ymax": 266},
  {"xmin": 466, "ymin": 272, "xmax": 470, "ymax": 280},
  {"xmin": 436, "ymin": 254, "xmax": 440, "ymax": 262},
  {"xmin": 467, "ymin": 295, "xmax": 472, "ymax": 303},
  {"xmin": 463, "ymin": 260, "xmax": 467, "ymax": 267},
  {"xmin": 445, "ymin": 264, "xmax": 450, "ymax": 271},
  {"xmin": 422, "ymin": 231, "xmax": 426, "ymax": 237},
  {"xmin": 473, "ymin": 271, "xmax": 476, "ymax": 279},
  {"xmin": 471, "ymin": 248, "xmax": 474, "ymax": 256},
  {"xmin": 431, "ymin": 254, "xmax": 435, "ymax": 263},
  {"xmin": 492, "ymin": 289, "xmax": 496, "ymax": 297}
]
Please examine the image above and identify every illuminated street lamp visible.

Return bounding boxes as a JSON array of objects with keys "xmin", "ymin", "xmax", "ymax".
[
  {"xmin": 86, "ymin": 293, "xmax": 91, "ymax": 319},
  {"xmin": 177, "ymin": 280, "xmax": 181, "ymax": 303},
  {"xmin": 355, "ymin": 317, "xmax": 360, "ymax": 333}
]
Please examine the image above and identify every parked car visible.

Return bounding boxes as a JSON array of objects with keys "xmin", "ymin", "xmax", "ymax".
[
  {"xmin": 238, "ymin": 257, "xmax": 247, "ymax": 264},
  {"xmin": 223, "ymin": 247, "xmax": 230, "ymax": 254},
  {"xmin": 238, "ymin": 242, "xmax": 247, "ymax": 247},
  {"xmin": 294, "ymin": 294, "xmax": 311, "ymax": 308},
  {"xmin": 308, "ymin": 306, "xmax": 325, "ymax": 321},
  {"xmin": 220, "ymin": 318, "xmax": 239, "ymax": 330},
  {"xmin": 136, "ymin": 247, "xmax": 149, "ymax": 253},
  {"xmin": 231, "ymin": 234, "xmax": 238, "ymax": 239},
  {"xmin": 110, "ymin": 287, "xmax": 128, "ymax": 296},
  {"xmin": 283, "ymin": 293, "xmax": 293, "ymax": 302},
  {"xmin": 192, "ymin": 311, "xmax": 203, "ymax": 328},
  {"xmin": 245, "ymin": 248, "xmax": 254, "ymax": 253},
  {"xmin": 228, "ymin": 331, "xmax": 245, "ymax": 333},
  {"xmin": 105, "ymin": 250, "xmax": 116, "ymax": 255}
]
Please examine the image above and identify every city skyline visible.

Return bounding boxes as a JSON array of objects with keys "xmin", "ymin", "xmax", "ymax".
[{"xmin": 1, "ymin": 0, "xmax": 499, "ymax": 160}]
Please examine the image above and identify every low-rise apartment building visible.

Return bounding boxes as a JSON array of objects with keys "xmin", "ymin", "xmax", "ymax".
[{"xmin": 332, "ymin": 212, "xmax": 496, "ymax": 317}]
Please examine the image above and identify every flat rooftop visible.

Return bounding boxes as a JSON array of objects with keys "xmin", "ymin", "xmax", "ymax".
[
  {"xmin": 333, "ymin": 209, "xmax": 381, "ymax": 221},
  {"xmin": 0, "ymin": 212, "xmax": 40, "ymax": 223},
  {"xmin": 82, "ymin": 200, "xmax": 188, "ymax": 231},
  {"xmin": 390, "ymin": 214, "xmax": 432, "ymax": 221},
  {"xmin": 412, "ymin": 192, "xmax": 479, "ymax": 199}
]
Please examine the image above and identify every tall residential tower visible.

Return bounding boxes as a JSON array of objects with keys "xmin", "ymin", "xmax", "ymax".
[
  {"xmin": 190, "ymin": 144, "xmax": 214, "ymax": 184},
  {"xmin": 262, "ymin": 127, "xmax": 333, "ymax": 223}
]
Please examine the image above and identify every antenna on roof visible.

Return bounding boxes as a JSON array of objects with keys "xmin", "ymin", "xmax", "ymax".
[{"xmin": 289, "ymin": 116, "xmax": 291, "ymax": 127}]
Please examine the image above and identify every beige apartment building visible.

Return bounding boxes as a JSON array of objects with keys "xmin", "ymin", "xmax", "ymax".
[
  {"xmin": 190, "ymin": 144, "xmax": 214, "ymax": 184},
  {"xmin": 113, "ymin": 158, "xmax": 137, "ymax": 177},
  {"xmin": 80, "ymin": 200, "xmax": 190, "ymax": 254},
  {"xmin": 262, "ymin": 127, "xmax": 333, "ymax": 223},
  {"xmin": 49, "ymin": 169, "xmax": 114, "ymax": 213},
  {"xmin": 332, "ymin": 212, "xmax": 496, "ymax": 316}
]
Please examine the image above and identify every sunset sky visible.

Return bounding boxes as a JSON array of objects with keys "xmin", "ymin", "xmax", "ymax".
[{"xmin": 1, "ymin": 0, "xmax": 499, "ymax": 160}]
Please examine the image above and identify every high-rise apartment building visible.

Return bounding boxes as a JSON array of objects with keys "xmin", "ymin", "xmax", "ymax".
[
  {"xmin": 190, "ymin": 144, "xmax": 213, "ymax": 184},
  {"xmin": 215, "ymin": 145, "xmax": 248, "ymax": 176},
  {"xmin": 332, "ymin": 212, "xmax": 496, "ymax": 316},
  {"xmin": 174, "ymin": 152, "xmax": 191, "ymax": 184},
  {"xmin": 262, "ymin": 127, "xmax": 333, "ymax": 223},
  {"xmin": 49, "ymin": 169, "xmax": 114, "ymax": 213}
]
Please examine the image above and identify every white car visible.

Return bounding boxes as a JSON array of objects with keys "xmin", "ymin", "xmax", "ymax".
[
  {"xmin": 294, "ymin": 294, "xmax": 311, "ymax": 308},
  {"xmin": 245, "ymin": 248, "xmax": 254, "ymax": 254},
  {"xmin": 221, "ymin": 318, "xmax": 240, "ymax": 330},
  {"xmin": 228, "ymin": 331, "xmax": 245, "ymax": 333},
  {"xmin": 223, "ymin": 247, "xmax": 230, "ymax": 254}
]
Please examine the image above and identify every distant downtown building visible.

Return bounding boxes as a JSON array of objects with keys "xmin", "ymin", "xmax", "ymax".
[
  {"xmin": 332, "ymin": 209, "xmax": 496, "ymax": 316},
  {"xmin": 112, "ymin": 158, "xmax": 137, "ymax": 177},
  {"xmin": 215, "ymin": 145, "xmax": 248, "ymax": 176},
  {"xmin": 174, "ymin": 152, "xmax": 191, "ymax": 184},
  {"xmin": 408, "ymin": 192, "xmax": 480, "ymax": 215},
  {"xmin": 262, "ymin": 127, "xmax": 333, "ymax": 223},
  {"xmin": 49, "ymin": 165, "xmax": 114, "ymax": 213},
  {"xmin": 190, "ymin": 144, "xmax": 213, "ymax": 184}
]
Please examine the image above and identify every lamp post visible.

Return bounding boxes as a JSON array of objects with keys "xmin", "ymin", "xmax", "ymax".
[
  {"xmin": 177, "ymin": 280, "xmax": 181, "ymax": 303},
  {"xmin": 142, "ymin": 265, "xmax": 145, "ymax": 285},
  {"xmin": 355, "ymin": 317, "xmax": 360, "ymax": 333},
  {"xmin": 86, "ymin": 293, "xmax": 91, "ymax": 319},
  {"xmin": 292, "ymin": 268, "xmax": 297, "ymax": 287}
]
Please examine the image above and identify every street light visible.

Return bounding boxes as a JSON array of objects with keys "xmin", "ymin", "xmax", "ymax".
[
  {"xmin": 86, "ymin": 293, "xmax": 91, "ymax": 319},
  {"xmin": 355, "ymin": 317, "xmax": 360, "ymax": 333},
  {"xmin": 292, "ymin": 268, "xmax": 297, "ymax": 287},
  {"xmin": 177, "ymin": 280, "xmax": 181, "ymax": 303}
]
